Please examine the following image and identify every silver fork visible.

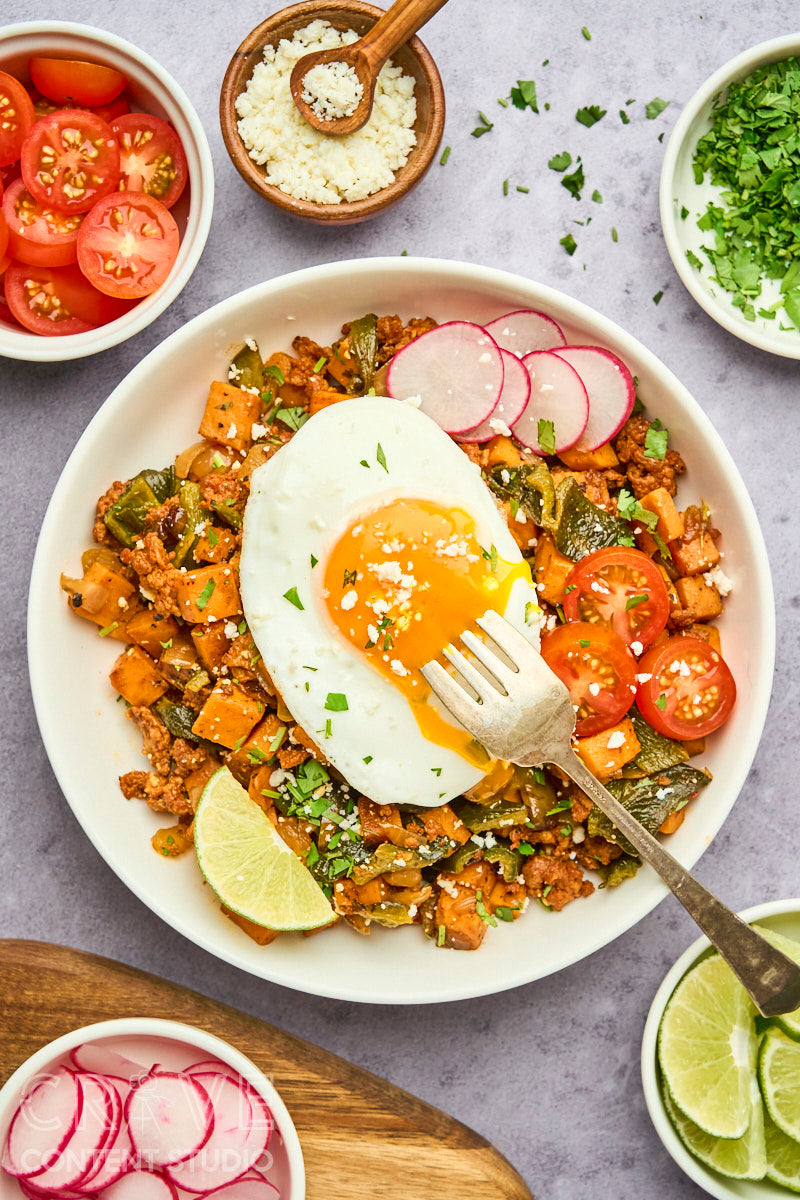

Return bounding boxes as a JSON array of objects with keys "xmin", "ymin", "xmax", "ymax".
[{"xmin": 422, "ymin": 609, "xmax": 800, "ymax": 1017}]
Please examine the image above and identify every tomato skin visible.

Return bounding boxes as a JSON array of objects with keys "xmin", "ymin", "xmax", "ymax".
[
  {"xmin": 91, "ymin": 94, "xmax": 130, "ymax": 124},
  {"xmin": 21, "ymin": 109, "xmax": 120, "ymax": 214},
  {"xmin": 29, "ymin": 58, "xmax": 127, "ymax": 108},
  {"xmin": 0, "ymin": 71, "xmax": 36, "ymax": 168},
  {"xmin": 0, "ymin": 211, "xmax": 7, "ymax": 261},
  {"xmin": 111, "ymin": 113, "xmax": 188, "ymax": 209},
  {"xmin": 77, "ymin": 191, "xmax": 179, "ymax": 299},
  {"xmin": 563, "ymin": 547, "xmax": 670, "ymax": 649},
  {"xmin": 2, "ymin": 178, "xmax": 83, "ymax": 267},
  {"xmin": 4, "ymin": 261, "xmax": 135, "ymax": 335},
  {"xmin": 540, "ymin": 621, "xmax": 637, "ymax": 737},
  {"xmin": 636, "ymin": 636, "xmax": 737, "ymax": 739}
]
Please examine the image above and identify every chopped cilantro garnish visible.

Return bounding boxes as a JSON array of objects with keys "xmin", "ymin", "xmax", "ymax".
[
  {"xmin": 625, "ymin": 593, "xmax": 649, "ymax": 610},
  {"xmin": 440, "ymin": 144, "xmax": 451, "ymax": 165},
  {"xmin": 581, "ymin": 25, "xmax": 591, "ymax": 39},
  {"xmin": 343, "ymin": 568, "xmax": 357, "ymax": 587},
  {"xmin": 275, "ymin": 406, "xmax": 309, "ymax": 432},
  {"xmin": 437, "ymin": 924, "xmax": 446, "ymax": 947},
  {"xmin": 207, "ymin": 529, "xmax": 219, "ymax": 548},
  {"xmin": 537, "ymin": 418, "xmax": 556, "ymax": 455},
  {"xmin": 376, "ymin": 443, "xmax": 388, "ymax": 473},
  {"xmin": 475, "ymin": 889, "xmax": 497, "ymax": 927},
  {"xmin": 619, "ymin": 109, "xmax": 630, "ymax": 124},
  {"xmin": 471, "ymin": 110, "xmax": 494, "ymax": 137},
  {"xmin": 325, "ymin": 692, "xmax": 348, "ymax": 712},
  {"xmin": 653, "ymin": 290, "xmax": 664, "ymax": 306},
  {"xmin": 645, "ymin": 420, "xmax": 668, "ymax": 460},
  {"xmin": 548, "ymin": 151, "xmax": 572, "ymax": 172},
  {"xmin": 195, "ymin": 579, "xmax": 216, "ymax": 612},
  {"xmin": 611, "ymin": 226, "xmax": 619, "ymax": 242},
  {"xmin": 98, "ymin": 621, "xmax": 118, "ymax": 638},
  {"xmin": 360, "ymin": 459, "xmax": 370, "ymax": 468},
  {"xmin": 579, "ymin": 638, "xmax": 590, "ymax": 647},
  {"xmin": 576, "ymin": 105, "xmax": 606, "ymax": 127},
  {"xmin": 518, "ymin": 843, "xmax": 535, "ymax": 855},
  {"xmin": 510, "ymin": 79, "xmax": 538, "ymax": 112},
  {"xmin": 525, "ymin": 601, "xmax": 541, "ymax": 625},
  {"xmin": 431, "ymin": 767, "xmax": 442, "ymax": 776},
  {"xmin": 685, "ymin": 249, "xmax": 703, "ymax": 271},
  {"xmin": 160, "ymin": 638, "xmax": 173, "ymax": 649},
  {"xmin": 561, "ymin": 161, "xmax": 585, "ymax": 200},
  {"xmin": 264, "ymin": 364, "xmax": 285, "ymax": 385},
  {"xmin": 495, "ymin": 905, "xmax": 517, "ymax": 922},
  {"xmin": 546, "ymin": 798, "xmax": 573, "ymax": 816},
  {"xmin": 560, "ymin": 232, "xmax": 578, "ymax": 256},
  {"xmin": 502, "ymin": 177, "xmax": 509, "ymax": 196},
  {"xmin": 656, "ymin": 693, "xmax": 667, "ymax": 711},
  {"xmin": 680, "ymin": 205, "xmax": 689, "ymax": 220},
  {"xmin": 283, "ymin": 587, "xmax": 304, "ymax": 610},
  {"xmin": 310, "ymin": 553, "xmax": 318, "ymax": 568},
  {"xmin": 645, "ymin": 97, "xmax": 670, "ymax": 119},
  {"xmin": 363, "ymin": 755, "xmax": 373, "ymax": 764}
]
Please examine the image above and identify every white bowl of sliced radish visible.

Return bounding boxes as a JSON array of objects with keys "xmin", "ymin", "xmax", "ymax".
[{"xmin": 0, "ymin": 1019, "xmax": 304, "ymax": 1200}]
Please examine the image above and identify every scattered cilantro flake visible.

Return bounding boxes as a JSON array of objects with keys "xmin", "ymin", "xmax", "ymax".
[
  {"xmin": 363, "ymin": 755, "xmax": 373, "ymax": 764},
  {"xmin": 264, "ymin": 364, "xmax": 285, "ymax": 386},
  {"xmin": 548, "ymin": 151, "xmax": 572, "ymax": 171},
  {"xmin": 685, "ymin": 249, "xmax": 703, "ymax": 270},
  {"xmin": 617, "ymin": 487, "xmax": 658, "ymax": 531},
  {"xmin": 98, "ymin": 621, "xmax": 118, "ymax": 638},
  {"xmin": 619, "ymin": 109, "xmax": 630, "ymax": 124},
  {"xmin": 503, "ymin": 177, "xmax": 509, "ymax": 196},
  {"xmin": 645, "ymin": 420, "xmax": 668, "ymax": 460},
  {"xmin": 560, "ymin": 232, "xmax": 578, "ymax": 256},
  {"xmin": 283, "ymin": 587, "xmax": 303, "ymax": 610},
  {"xmin": 313, "ymin": 356, "xmax": 327, "ymax": 373},
  {"xmin": 591, "ymin": 189, "xmax": 603, "ymax": 203},
  {"xmin": 611, "ymin": 226, "xmax": 618, "ymax": 242},
  {"xmin": 275, "ymin": 406, "xmax": 309, "ymax": 431},
  {"xmin": 207, "ymin": 529, "xmax": 219, "ymax": 549},
  {"xmin": 525, "ymin": 601, "xmax": 541, "ymax": 625},
  {"xmin": 625, "ymin": 593, "xmax": 649, "ymax": 610},
  {"xmin": 360, "ymin": 459, "xmax": 370, "ymax": 468},
  {"xmin": 439, "ymin": 144, "xmax": 451, "ymax": 165},
  {"xmin": 653, "ymin": 290, "xmax": 664, "ymax": 305},
  {"xmin": 437, "ymin": 924, "xmax": 446, "ymax": 947},
  {"xmin": 537, "ymin": 418, "xmax": 556, "ymax": 455},
  {"xmin": 495, "ymin": 906, "xmax": 517, "ymax": 922},
  {"xmin": 195, "ymin": 579, "xmax": 216, "ymax": 612},
  {"xmin": 431, "ymin": 766, "xmax": 442, "ymax": 776},
  {"xmin": 576, "ymin": 104, "xmax": 606, "ymax": 127},
  {"xmin": 561, "ymin": 161, "xmax": 585, "ymax": 200},
  {"xmin": 518, "ymin": 843, "xmax": 534, "ymax": 856},
  {"xmin": 581, "ymin": 25, "xmax": 591, "ymax": 39},
  {"xmin": 516, "ymin": 184, "xmax": 530, "ymax": 194},
  {"xmin": 471, "ymin": 111, "xmax": 493, "ymax": 137},
  {"xmin": 656, "ymin": 694, "xmax": 667, "ymax": 711},
  {"xmin": 510, "ymin": 79, "xmax": 538, "ymax": 112},
  {"xmin": 646, "ymin": 97, "xmax": 670, "ymax": 119},
  {"xmin": 376, "ymin": 443, "xmax": 388, "ymax": 473},
  {"xmin": 160, "ymin": 638, "xmax": 173, "ymax": 649},
  {"xmin": 310, "ymin": 553, "xmax": 318, "ymax": 567},
  {"xmin": 325, "ymin": 692, "xmax": 348, "ymax": 712},
  {"xmin": 475, "ymin": 889, "xmax": 497, "ymax": 927},
  {"xmin": 579, "ymin": 638, "xmax": 590, "ymax": 647}
]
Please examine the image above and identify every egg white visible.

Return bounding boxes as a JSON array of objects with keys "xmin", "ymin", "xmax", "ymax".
[{"xmin": 239, "ymin": 396, "xmax": 541, "ymax": 807}]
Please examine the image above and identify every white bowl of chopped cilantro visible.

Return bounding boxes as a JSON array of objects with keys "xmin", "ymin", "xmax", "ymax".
[{"xmin": 660, "ymin": 35, "xmax": 800, "ymax": 358}]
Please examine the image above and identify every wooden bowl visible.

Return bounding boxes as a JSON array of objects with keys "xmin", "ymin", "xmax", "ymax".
[{"xmin": 219, "ymin": 0, "xmax": 445, "ymax": 225}]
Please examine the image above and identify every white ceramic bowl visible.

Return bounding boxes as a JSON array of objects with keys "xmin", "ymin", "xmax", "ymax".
[
  {"xmin": 0, "ymin": 21, "xmax": 214, "ymax": 362},
  {"xmin": 660, "ymin": 34, "xmax": 800, "ymax": 358},
  {"xmin": 641, "ymin": 898, "xmax": 800, "ymax": 1199},
  {"xmin": 0, "ymin": 1016, "xmax": 305, "ymax": 1198},
  {"xmin": 28, "ymin": 256, "xmax": 775, "ymax": 1004}
]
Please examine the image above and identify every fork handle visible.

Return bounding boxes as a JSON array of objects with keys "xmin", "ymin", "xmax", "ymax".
[{"xmin": 553, "ymin": 751, "xmax": 800, "ymax": 1017}]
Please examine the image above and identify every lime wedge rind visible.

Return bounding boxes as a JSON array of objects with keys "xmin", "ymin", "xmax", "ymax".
[
  {"xmin": 764, "ymin": 1108, "xmax": 800, "ymax": 1194},
  {"xmin": 754, "ymin": 925, "xmax": 800, "ymax": 1043},
  {"xmin": 661, "ymin": 1073, "xmax": 767, "ymax": 1181},
  {"xmin": 759, "ymin": 1027, "xmax": 800, "ymax": 1144},
  {"xmin": 194, "ymin": 767, "xmax": 334, "ymax": 932}
]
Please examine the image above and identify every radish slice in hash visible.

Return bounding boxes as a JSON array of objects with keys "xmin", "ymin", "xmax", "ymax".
[
  {"xmin": 71, "ymin": 1044, "xmax": 149, "ymax": 1085},
  {"xmin": 484, "ymin": 309, "xmax": 566, "ymax": 356},
  {"xmin": 553, "ymin": 345, "xmax": 635, "ymax": 451},
  {"xmin": 386, "ymin": 321, "xmax": 503, "ymax": 435},
  {"xmin": 513, "ymin": 351, "xmax": 589, "ymax": 454},
  {"xmin": 125, "ymin": 1072, "xmax": 213, "ymax": 1167},
  {"xmin": 2, "ymin": 1069, "xmax": 82, "ymax": 1178},
  {"xmin": 458, "ymin": 349, "xmax": 530, "ymax": 443},
  {"xmin": 165, "ymin": 1073, "xmax": 273, "ymax": 1194},
  {"xmin": 101, "ymin": 1170, "xmax": 178, "ymax": 1198}
]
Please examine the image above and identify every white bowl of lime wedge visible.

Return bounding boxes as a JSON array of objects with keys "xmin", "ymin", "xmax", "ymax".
[{"xmin": 642, "ymin": 898, "xmax": 800, "ymax": 1199}]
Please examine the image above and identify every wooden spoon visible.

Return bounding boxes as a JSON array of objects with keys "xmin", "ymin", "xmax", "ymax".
[{"xmin": 290, "ymin": 0, "xmax": 449, "ymax": 135}]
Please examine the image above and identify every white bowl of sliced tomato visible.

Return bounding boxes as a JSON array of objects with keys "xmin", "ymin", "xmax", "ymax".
[{"xmin": 0, "ymin": 21, "xmax": 213, "ymax": 360}]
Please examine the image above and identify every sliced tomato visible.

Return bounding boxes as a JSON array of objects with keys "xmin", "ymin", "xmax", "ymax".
[
  {"xmin": 2, "ymin": 177, "xmax": 83, "ymax": 267},
  {"xmin": 0, "ymin": 71, "xmax": 36, "ymax": 168},
  {"xmin": 4, "ymin": 261, "xmax": 134, "ymax": 335},
  {"xmin": 540, "ymin": 621, "xmax": 637, "ymax": 737},
  {"xmin": 29, "ymin": 58, "xmax": 127, "ymax": 107},
  {"xmin": 111, "ymin": 113, "xmax": 188, "ymax": 209},
  {"xmin": 76, "ymin": 191, "xmax": 179, "ymax": 299},
  {"xmin": 635, "ymin": 636, "xmax": 736, "ymax": 739},
  {"xmin": 21, "ymin": 109, "xmax": 120, "ymax": 213},
  {"xmin": 0, "ymin": 210, "xmax": 7, "ymax": 261},
  {"xmin": 563, "ymin": 547, "xmax": 670, "ymax": 649},
  {"xmin": 91, "ymin": 93, "xmax": 130, "ymax": 124},
  {"xmin": 27, "ymin": 87, "xmax": 60, "ymax": 119}
]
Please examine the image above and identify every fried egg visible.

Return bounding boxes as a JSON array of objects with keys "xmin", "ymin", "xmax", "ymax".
[{"xmin": 240, "ymin": 396, "xmax": 541, "ymax": 807}]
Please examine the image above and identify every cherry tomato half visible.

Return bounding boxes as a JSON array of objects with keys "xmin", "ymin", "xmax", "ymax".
[
  {"xmin": 2, "ymin": 178, "xmax": 84, "ymax": 267},
  {"xmin": 21, "ymin": 109, "xmax": 120, "ymax": 214},
  {"xmin": 563, "ymin": 547, "xmax": 670, "ymax": 650},
  {"xmin": 91, "ymin": 94, "xmax": 130, "ymax": 125},
  {"xmin": 29, "ymin": 58, "xmax": 127, "ymax": 108},
  {"xmin": 76, "ymin": 191, "xmax": 179, "ymax": 299},
  {"xmin": 0, "ymin": 211, "xmax": 7, "ymax": 261},
  {"xmin": 635, "ymin": 635, "xmax": 736, "ymax": 739},
  {"xmin": 540, "ymin": 621, "xmax": 637, "ymax": 737},
  {"xmin": 0, "ymin": 71, "xmax": 36, "ymax": 168},
  {"xmin": 112, "ymin": 113, "xmax": 188, "ymax": 209},
  {"xmin": 4, "ymin": 261, "xmax": 134, "ymax": 336}
]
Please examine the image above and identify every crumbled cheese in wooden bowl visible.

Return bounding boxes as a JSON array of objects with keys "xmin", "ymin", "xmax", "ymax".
[
  {"xmin": 301, "ymin": 60, "xmax": 364, "ymax": 120},
  {"xmin": 236, "ymin": 19, "xmax": 417, "ymax": 204}
]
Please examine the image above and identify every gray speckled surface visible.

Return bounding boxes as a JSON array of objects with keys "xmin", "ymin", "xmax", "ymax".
[{"xmin": 1, "ymin": 2, "xmax": 798, "ymax": 1196}]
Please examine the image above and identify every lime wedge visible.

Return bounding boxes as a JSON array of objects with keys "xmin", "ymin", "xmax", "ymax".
[
  {"xmin": 753, "ymin": 924, "xmax": 800, "ymax": 1043},
  {"xmin": 194, "ymin": 767, "xmax": 333, "ymax": 931},
  {"xmin": 658, "ymin": 954, "xmax": 757, "ymax": 1138},
  {"xmin": 662, "ymin": 1075, "xmax": 766, "ymax": 1180},
  {"xmin": 765, "ymin": 1108, "xmax": 800, "ymax": 1193},
  {"xmin": 759, "ymin": 1027, "xmax": 800, "ymax": 1143}
]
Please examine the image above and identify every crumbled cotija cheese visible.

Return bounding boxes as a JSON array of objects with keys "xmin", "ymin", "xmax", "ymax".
[
  {"xmin": 301, "ymin": 60, "xmax": 364, "ymax": 120},
  {"xmin": 236, "ymin": 20, "xmax": 417, "ymax": 204}
]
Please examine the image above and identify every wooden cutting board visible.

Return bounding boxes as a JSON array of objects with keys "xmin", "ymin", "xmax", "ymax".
[{"xmin": 0, "ymin": 941, "xmax": 532, "ymax": 1200}]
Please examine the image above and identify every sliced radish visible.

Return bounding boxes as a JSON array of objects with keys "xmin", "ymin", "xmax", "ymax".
[
  {"xmin": 484, "ymin": 309, "xmax": 566, "ymax": 356},
  {"xmin": 3, "ymin": 1069, "xmax": 82, "ymax": 1179},
  {"xmin": 101, "ymin": 1169, "xmax": 178, "ymax": 1198},
  {"xmin": 513, "ymin": 351, "xmax": 589, "ymax": 454},
  {"xmin": 18, "ymin": 1182, "xmax": 87, "ymax": 1200},
  {"xmin": 183, "ymin": 1061, "xmax": 242, "ymax": 1083},
  {"xmin": 203, "ymin": 1180, "xmax": 280, "ymax": 1198},
  {"xmin": 70, "ymin": 1045, "xmax": 149, "ymax": 1086},
  {"xmin": 25, "ymin": 1074, "xmax": 118, "ymax": 1193},
  {"xmin": 76, "ymin": 1116, "xmax": 132, "ymax": 1193},
  {"xmin": 553, "ymin": 345, "xmax": 635, "ymax": 451},
  {"xmin": 166, "ymin": 1075, "xmax": 273, "ymax": 1195},
  {"xmin": 125, "ymin": 1073, "xmax": 213, "ymax": 1168},
  {"xmin": 385, "ymin": 321, "xmax": 503, "ymax": 435},
  {"xmin": 457, "ymin": 349, "xmax": 530, "ymax": 443}
]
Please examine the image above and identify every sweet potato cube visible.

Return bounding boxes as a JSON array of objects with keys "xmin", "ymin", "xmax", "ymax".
[
  {"xmin": 354, "ymin": 877, "xmax": 390, "ymax": 907},
  {"xmin": 358, "ymin": 798, "xmax": 406, "ymax": 847},
  {"xmin": 222, "ymin": 904, "xmax": 279, "ymax": 946},
  {"xmin": 191, "ymin": 682, "xmax": 263, "ymax": 749},
  {"xmin": 576, "ymin": 717, "xmax": 641, "ymax": 780},
  {"xmin": 435, "ymin": 860, "xmax": 497, "ymax": 951},
  {"xmin": 226, "ymin": 713, "xmax": 286, "ymax": 778},
  {"xmin": 194, "ymin": 525, "xmax": 237, "ymax": 564},
  {"xmin": 191, "ymin": 623, "xmax": 231, "ymax": 671},
  {"xmin": 69, "ymin": 561, "xmax": 136, "ymax": 634},
  {"xmin": 109, "ymin": 645, "xmax": 169, "ymax": 707},
  {"xmin": 670, "ymin": 530, "xmax": 721, "ymax": 576},
  {"xmin": 534, "ymin": 534, "xmax": 574, "ymax": 606},
  {"xmin": 558, "ymin": 442, "xmax": 619, "ymax": 470},
  {"xmin": 308, "ymin": 389, "xmax": 348, "ymax": 416},
  {"xmin": 638, "ymin": 488, "xmax": 684, "ymax": 542},
  {"xmin": 264, "ymin": 352, "xmax": 307, "ymax": 407},
  {"xmin": 199, "ymin": 380, "xmax": 261, "ymax": 451},
  {"xmin": 681, "ymin": 737, "xmax": 707, "ymax": 757},
  {"xmin": 175, "ymin": 565, "xmax": 241, "ymax": 624},
  {"xmin": 487, "ymin": 436, "xmax": 523, "ymax": 468},
  {"xmin": 657, "ymin": 564, "xmax": 682, "ymax": 619},
  {"xmin": 674, "ymin": 575, "xmax": 723, "ymax": 621},
  {"xmin": 683, "ymin": 623, "xmax": 721, "ymax": 653},
  {"xmin": 421, "ymin": 804, "xmax": 471, "ymax": 847},
  {"xmin": 126, "ymin": 610, "xmax": 179, "ymax": 658}
]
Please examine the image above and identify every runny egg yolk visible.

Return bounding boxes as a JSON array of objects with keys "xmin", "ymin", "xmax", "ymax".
[{"xmin": 322, "ymin": 497, "xmax": 532, "ymax": 763}]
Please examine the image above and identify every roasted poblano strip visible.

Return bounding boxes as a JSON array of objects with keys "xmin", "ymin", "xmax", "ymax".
[
  {"xmin": 587, "ymin": 765, "xmax": 711, "ymax": 855},
  {"xmin": 348, "ymin": 312, "xmax": 379, "ymax": 391},
  {"xmin": 630, "ymin": 710, "xmax": 689, "ymax": 774},
  {"xmin": 552, "ymin": 477, "xmax": 629, "ymax": 560},
  {"xmin": 452, "ymin": 796, "xmax": 530, "ymax": 832},
  {"xmin": 229, "ymin": 342, "xmax": 264, "ymax": 392},
  {"xmin": 488, "ymin": 462, "xmax": 557, "ymax": 526}
]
